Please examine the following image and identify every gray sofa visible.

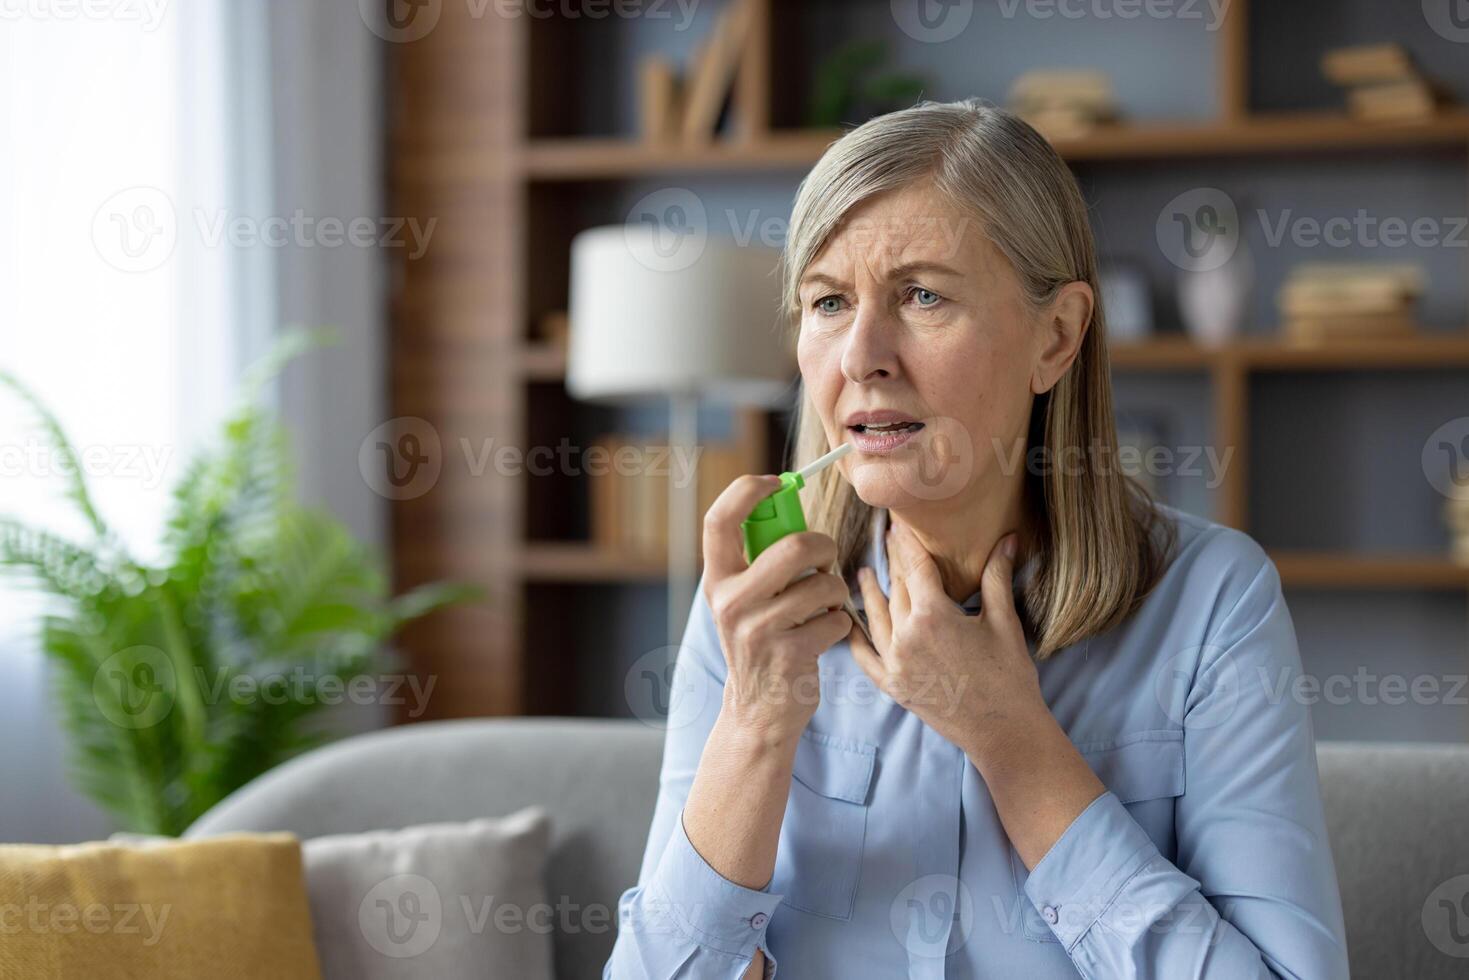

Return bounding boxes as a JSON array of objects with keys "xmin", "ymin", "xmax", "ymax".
[{"xmin": 186, "ymin": 718, "xmax": 1469, "ymax": 979}]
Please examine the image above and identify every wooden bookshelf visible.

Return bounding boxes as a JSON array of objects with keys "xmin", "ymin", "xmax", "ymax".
[{"xmin": 387, "ymin": 0, "xmax": 1469, "ymax": 720}]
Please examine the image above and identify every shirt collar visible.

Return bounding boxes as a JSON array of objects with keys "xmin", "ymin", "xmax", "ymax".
[{"xmin": 865, "ymin": 507, "xmax": 1038, "ymax": 615}]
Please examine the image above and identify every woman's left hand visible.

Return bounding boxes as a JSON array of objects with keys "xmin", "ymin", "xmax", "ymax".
[{"xmin": 847, "ymin": 518, "xmax": 1048, "ymax": 762}]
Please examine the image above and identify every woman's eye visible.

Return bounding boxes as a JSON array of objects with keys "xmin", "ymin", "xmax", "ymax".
[
  {"xmin": 910, "ymin": 287, "xmax": 942, "ymax": 308},
  {"xmin": 815, "ymin": 295, "xmax": 844, "ymax": 315}
]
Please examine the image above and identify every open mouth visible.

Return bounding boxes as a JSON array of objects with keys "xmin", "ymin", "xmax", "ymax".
[
  {"xmin": 846, "ymin": 414, "xmax": 925, "ymax": 454},
  {"xmin": 849, "ymin": 421, "xmax": 924, "ymax": 435}
]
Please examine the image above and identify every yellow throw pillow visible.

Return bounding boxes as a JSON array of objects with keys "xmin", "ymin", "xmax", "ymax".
[{"xmin": 0, "ymin": 832, "xmax": 322, "ymax": 980}]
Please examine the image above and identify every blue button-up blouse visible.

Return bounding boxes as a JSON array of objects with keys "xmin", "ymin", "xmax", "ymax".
[{"xmin": 605, "ymin": 503, "xmax": 1350, "ymax": 978}]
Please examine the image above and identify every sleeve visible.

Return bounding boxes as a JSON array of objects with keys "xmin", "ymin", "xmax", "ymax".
[
  {"xmin": 604, "ymin": 573, "xmax": 786, "ymax": 979},
  {"xmin": 1019, "ymin": 552, "xmax": 1351, "ymax": 979}
]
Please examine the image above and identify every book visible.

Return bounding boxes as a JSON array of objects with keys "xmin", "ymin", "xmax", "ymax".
[
  {"xmin": 1020, "ymin": 105, "xmax": 1107, "ymax": 141},
  {"xmin": 1321, "ymin": 43, "xmax": 1416, "ymax": 87},
  {"xmin": 1277, "ymin": 263, "xmax": 1425, "ymax": 310},
  {"xmin": 1283, "ymin": 313, "xmax": 1416, "ymax": 344},
  {"xmin": 588, "ymin": 438, "xmax": 749, "ymax": 557},
  {"xmin": 638, "ymin": 56, "xmax": 681, "ymax": 142},
  {"xmin": 1009, "ymin": 70, "xmax": 1116, "ymax": 113},
  {"xmin": 681, "ymin": 0, "xmax": 754, "ymax": 142},
  {"xmin": 1348, "ymin": 78, "xmax": 1439, "ymax": 121}
]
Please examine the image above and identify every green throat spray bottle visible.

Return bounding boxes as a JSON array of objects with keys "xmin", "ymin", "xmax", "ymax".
[{"xmin": 740, "ymin": 442, "xmax": 854, "ymax": 564}]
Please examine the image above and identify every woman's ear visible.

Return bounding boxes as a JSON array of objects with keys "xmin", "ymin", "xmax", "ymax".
[{"xmin": 1030, "ymin": 280, "xmax": 1093, "ymax": 395}]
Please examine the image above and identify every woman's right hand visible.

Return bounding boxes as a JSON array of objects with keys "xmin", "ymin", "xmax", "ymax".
[{"xmin": 701, "ymin": 475, "xmax": 854, "ymax": 744}]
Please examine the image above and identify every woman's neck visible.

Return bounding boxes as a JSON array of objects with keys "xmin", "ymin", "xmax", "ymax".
[{"xmin": 888, "ymin": 476, "xmax": 1031, "ymax": 604}]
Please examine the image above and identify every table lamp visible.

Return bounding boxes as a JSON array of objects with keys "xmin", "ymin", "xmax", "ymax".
[{"xmin": 567, "ymin": 225, "xmax": 794, "ymax": 646}]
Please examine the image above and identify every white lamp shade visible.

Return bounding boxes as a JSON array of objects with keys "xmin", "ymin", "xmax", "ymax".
[{"xmin": 566, "ymin": 225, "xmax": 795, "ymax": 406}]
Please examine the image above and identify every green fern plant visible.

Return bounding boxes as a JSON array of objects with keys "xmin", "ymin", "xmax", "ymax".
[{"xmin": 0, "ymin": 332, "xmax": 475, "ymax": 835}]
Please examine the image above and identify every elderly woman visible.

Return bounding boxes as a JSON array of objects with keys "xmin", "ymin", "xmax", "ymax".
[{"xmin": 604, "ymin": 99, "xmax": 1348, "ymax": 979}]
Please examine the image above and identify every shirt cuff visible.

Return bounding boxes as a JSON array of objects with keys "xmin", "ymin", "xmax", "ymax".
[
  {"xmin": 1021, "ymin": 790, "xmax": 1166, "ymax": 948},
  {"xmin": 648, "ymin": 805, "xmax": 786, "ymax": 959}
]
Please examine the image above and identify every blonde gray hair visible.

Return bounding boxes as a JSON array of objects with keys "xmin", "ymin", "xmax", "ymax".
[{"xmin": 782, "ymin": 98, "xmax": 1175, "ymax": 659}]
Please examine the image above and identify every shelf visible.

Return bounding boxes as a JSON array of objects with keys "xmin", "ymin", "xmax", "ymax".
[
  {"xmin": 521, "ymin": 543, "xmax": 669, "ymax": 582},
  {"xmin": 521, "ymin": 112, "xmax": 1469, "ymax": 179},
  {"xmin": 1054, "ymin": 111, "xmax": 1469, "ymax": 161},
  {"xmin": 519, "ymin": 342, "xmax": 568, "ymax": 380},
  {"xmin": 1110, "ymin": 333, "xmax": 1469, "ymax": 371},
  {"xmin": 1272, "ymin": 552, "xmax": 1469, "ymax": 590},
  {"xmin": 519, "ymin": 543, "xmax": 1469, "ymax": 590},
  {"xmin": 1109, "ymin": 337, "xmax": 1219, "ymax": 370},
  {"xmin": 521, "ymin": 130, "xmax": 841, "ymax": 179},
  {"xmin": 1230, "ymin": 334, "xmax": 1469, "ymax": 370}
]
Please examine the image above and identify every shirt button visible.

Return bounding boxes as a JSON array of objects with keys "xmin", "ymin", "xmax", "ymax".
[
  {"xmin": 750, "ymin": 912, "xmax": 768, "ymax": 928},
  {"xmin": 1041, "ymin": 905, "xmax": 1059, "ymax": 925}
]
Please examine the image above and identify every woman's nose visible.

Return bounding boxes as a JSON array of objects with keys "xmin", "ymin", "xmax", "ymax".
[{"xmin": 840, "ymin": 306, "xmax": 899, "ymax": 384}]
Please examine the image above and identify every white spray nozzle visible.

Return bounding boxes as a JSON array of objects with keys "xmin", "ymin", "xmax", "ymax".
[{"xmin": 796, "ymin": 442, "xmax": 853, "ymax": 480}]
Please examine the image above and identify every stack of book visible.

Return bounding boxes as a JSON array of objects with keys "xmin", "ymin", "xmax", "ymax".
[
  {"xmin": 589, "ymin": 437, "xmax": 750, "ymax": 557},
  {"xmin": 1007, "ymin": 70, "xmax": 1118, "ymax": 140},
  {"xmin": 1321, "ymin": 43, "xmax": 1445, "ymax": 122},
  {"xmin": 638, "ymin": 0, "xmax": 757, "ymax": 143},
  {"xmin": 1276, "ymin": 263, "xmax": 1424, "ymax": 344}
]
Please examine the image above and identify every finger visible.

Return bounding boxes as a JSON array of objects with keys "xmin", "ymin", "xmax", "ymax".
[
  {"xmin": 746, "ymin": 531, "xmax": 840, "ymax": 597},
  {"xmin": 846, "ymin": 619, "xmax": 886, "ymax": 687},
  {"xmin": 889, "ymin": 519, "xmax": 947, "ymax": 608},
  {"xmin": 757, "ymin": 571, "xmax": 849, "ymax": 630},
  {"xmin": 702, "ymin": 474, "xmax": 784, "ymax": 581},
  {"xmin": 857, "ymin": 566, "xmax": 892, "ymax": 651},
  {"xmin": 885, "ymin": 526, "xmax": 910, "ymax": 620},
  {"xmin": 784, "ymin": 607, "xmax": 852, "ymax": 654},
  {"xmin": 979, "ymin": 532, "xmax": 1021, "ymax": 625}
]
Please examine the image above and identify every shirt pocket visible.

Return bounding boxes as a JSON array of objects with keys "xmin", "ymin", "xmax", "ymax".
[
  {"xmin": 771, "ymin": 727, "xmax": 878, "ymax": 921},
  {"xmin": 1009, "ymin": 730, "xmax": 1186, "ymax": 943}
]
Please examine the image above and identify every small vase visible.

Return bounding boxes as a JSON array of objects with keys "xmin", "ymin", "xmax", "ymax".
[{"xmin": 1178, "ymin": 238, "xmax": 1253, "ymax": 347}]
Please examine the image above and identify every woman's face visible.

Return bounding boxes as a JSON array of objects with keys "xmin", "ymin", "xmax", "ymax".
[{"xmin": 796, "ymin": 179, "xmax": 1086, "ymax": 513}]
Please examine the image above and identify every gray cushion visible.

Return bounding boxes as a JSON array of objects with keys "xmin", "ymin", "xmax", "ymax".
[
  {"xmin": 305, "ymin": 808, "xmax": 554, "ymax": 980},
  {"xmin": 188, "ymin": 719, "xmax": 1469, "ymax": 979}
]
